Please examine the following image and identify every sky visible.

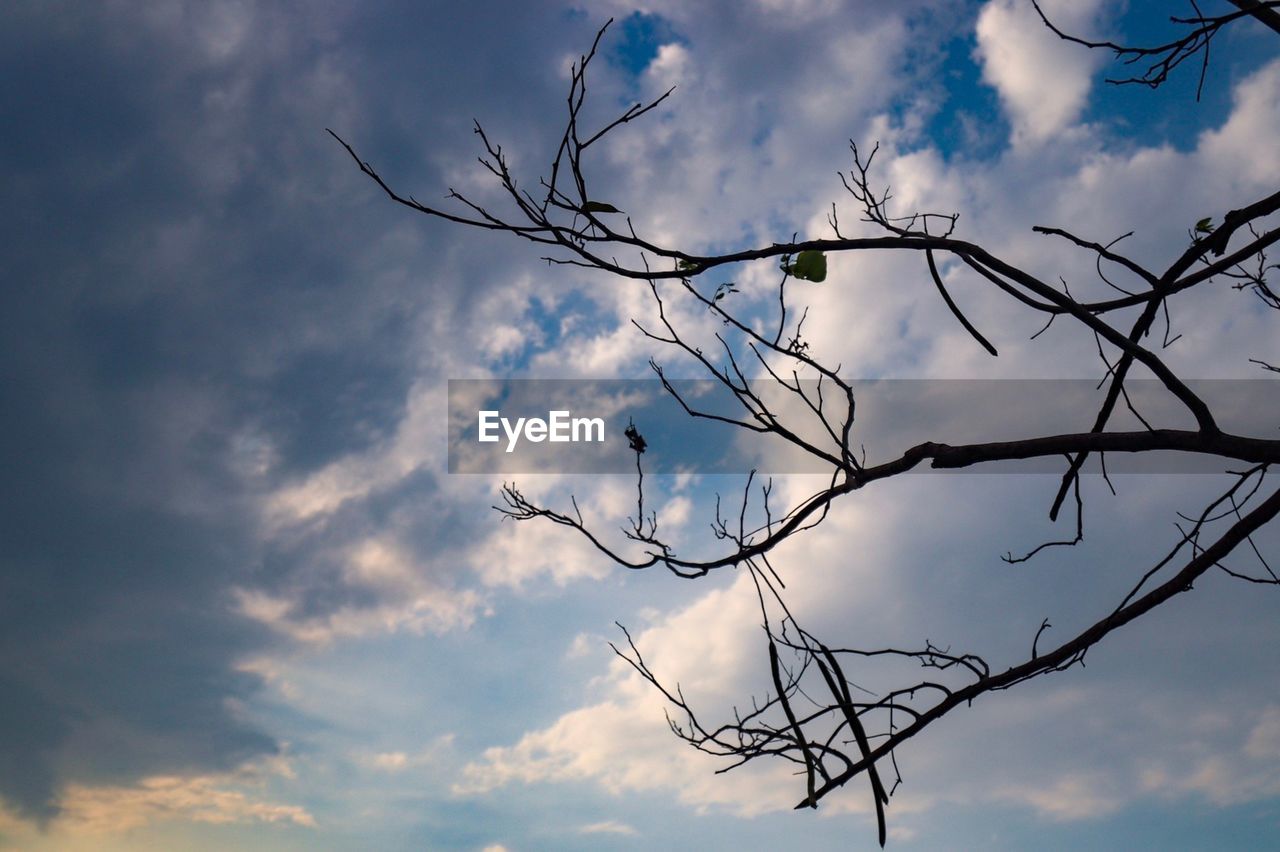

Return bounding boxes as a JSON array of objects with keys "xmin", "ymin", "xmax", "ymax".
[{"xmin": 1, "ymin": 1, "xmax": 1279, "ymax": 850}]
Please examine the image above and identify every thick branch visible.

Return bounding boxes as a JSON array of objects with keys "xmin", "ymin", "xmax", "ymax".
[
  {"xmin": 1227, "ymin": 0, "xmax": 1280, "ymax": 36},
  {"xmin": 803, "ymin": 481, "xmax": 1280, "ymax": 805}
]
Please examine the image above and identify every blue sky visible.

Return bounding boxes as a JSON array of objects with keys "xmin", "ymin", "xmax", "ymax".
[{"xmin": 1, "ymin": 1, "xmax": 1279, "ymax": 849}]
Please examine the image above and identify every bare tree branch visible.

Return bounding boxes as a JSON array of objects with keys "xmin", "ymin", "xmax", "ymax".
[{"xmin": 337, "ymin": 6, "xmax": 1280, "ymax": 844}]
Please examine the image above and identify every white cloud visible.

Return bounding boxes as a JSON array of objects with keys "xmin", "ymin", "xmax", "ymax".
[
  {"xmin": 265, "ymin": 380, "xmax": 450, "ymax": 525},
  {"xmin": 996, "ymin": 771, "xmax": 1123, "ymax": 821},
  {"xmin": 450, "ymin": 464, "xmax": 1280, "ymax": 831},
  {"xmin": 796, "ymin": 43, "xmax": 1280, "ymax": 385},
  {"xmin": 1138, "ymin": 705, "xmax": 1280, "ymax": 808},
  {"xmin": 233, "ymin": 535, "xmax": 485, "ymax": 644},
  {"xmin": 1245, "ymin": 706, "xmax": 1280, "ymax": 760},
  {"xmin": 580, "ymin": 819, "xmax": 639, "ymax": 835},
  {"xmin": 975, "ymin": 0, "xmax": 1104, "ymax": 147},
  {"xmin": 233, "ymin": 583, "xmax": 482, "ymax": 644},
  {"xmin": 566, "ymin": 632, "xmax": 601, "ymax": 659},
  {"xmin": 453, "ymin": 493, "xmax": 914, "ymax": 818},
  {"xmin": 360, "ymin": 736, "xmax": 457, "ymax": 773},
  {"xmin": 58, "ymin": 778, "xmax": 314, "ymax": 834},
  {"xmin": 39, "ymin": 758, "xmax": 313, "ymax": 836},
  {"xmin": 370, "ymin": 751, "xmax": 409, "ymax": 771},
  {"xmin": 1199, "ymin": 58, "xmax": 1280, "ymax": 188},
  {"xmin": 470, "ymin": 522, "xmax": 609, "ymax": 589},
  {"xmin": 752, "ymin": 0, "xmax": 841, "ymax": 20},
  {"xmin": 452, "ymin": 573, "xmax": 804, "ymax": 815}
]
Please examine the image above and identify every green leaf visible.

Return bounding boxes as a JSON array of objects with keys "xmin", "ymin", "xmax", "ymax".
[
  {"xmin": 677, "ymin": 258, "xmax": 698, "ymax": 271},
  {"xmin": 583, "ymin": 201, "xmax": 622, "ymax": 214},
  {"xmin": 1194, "ymin": 217, "xmax": 1215, "ymax": 234},
  {"xmin": 784, "ymin": 250, "xmax": 827, "ymax": 282}
]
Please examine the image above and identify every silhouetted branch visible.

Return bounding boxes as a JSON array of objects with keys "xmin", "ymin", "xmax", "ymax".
[{"xmin": 340, "ymin": 8, "xmax": 1280, "ymax": 844}]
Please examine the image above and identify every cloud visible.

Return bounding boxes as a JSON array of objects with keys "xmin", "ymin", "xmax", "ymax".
[
  {"xmin": 452, "ymin": 491, "xmax": 915, "ymax": 819},
  {"xmin": 1139, "ymin": 705, "xmax": 1280, "ymax": 808},
  {"xmin": 1199, "ymin": 57, "xmax": 1280, "ymax": 187},
  {"xmin": 467, "ymin": 509, "xmax": 614, "ymax": 589},
  {"xmin": 0, "ymin": 0, "xmax": 583, "ymax": 819},
  {"xmin": 0, "ymin": 758, "xmax": 312, "ymax": 839},
  {"xmin": 58, "ymin": 776, "xmax": 314, "ymax": 835},
  {"xmin": 796, "ymin": 48, "xmax": 1280, "ymax": 385},
  {"xmin": 579, "ymin": 819, "xmax": 639, "ymax": 836},
  {"xmin": 359, "ymin": 735, "xmax": 457, "ymax": 774},
  {"xmin": 452, "ymin": 572, "xmax": 804, "ymax": 816},
  {"xmin": 3, "ymin": 0, "xmax": 1278, "ymax": 847},
  {"xmin": 450, "ymin": 469, "xmax": 1280, "ymax": 829},
  {"xmin": 1245, "ymin": 706, "xmax": 1280, "ymax": 760},
  {"xmin": 996, "ymin": 771, "xmax": 1123, "ymax": 821},
  {"xmin": 264, "ymin": 381, "xmax": 451, "ymax": 526},
  {"xmin": 975, "ymin": 0, "xmax": 1104, "ymax": 147},
  {"xmin": 369, "ymin": 752, "xmax": 410, "ymax": 772},
  {"xmin": 234, "ymin": 535, "xmax": 485, "ymax": 644}
]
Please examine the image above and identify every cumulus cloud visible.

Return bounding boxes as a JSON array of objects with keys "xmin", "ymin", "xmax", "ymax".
[
  {"xmin": 453, "ymin": 571, "xmax": 805, "ymax": 816},
  {"xmin": 975, "ymin": 0, "xmax": 1104, "ymax": 147},
  {"xmin": 1199, "ymin": 57, "xmax": 1280, "ymax": 188},
  {"xmin": 798, "ymin": 46, "xmax": 1280, "ymax": 385},
  {"xmin": 453, "ymin": 488, "xmax": 918, "ymax": 819}
]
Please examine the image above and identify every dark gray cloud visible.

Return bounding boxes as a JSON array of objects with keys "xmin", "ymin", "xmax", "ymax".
[{"xmin": 0, "ymin": 0, "xmax": 607, "ymax": 820}]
